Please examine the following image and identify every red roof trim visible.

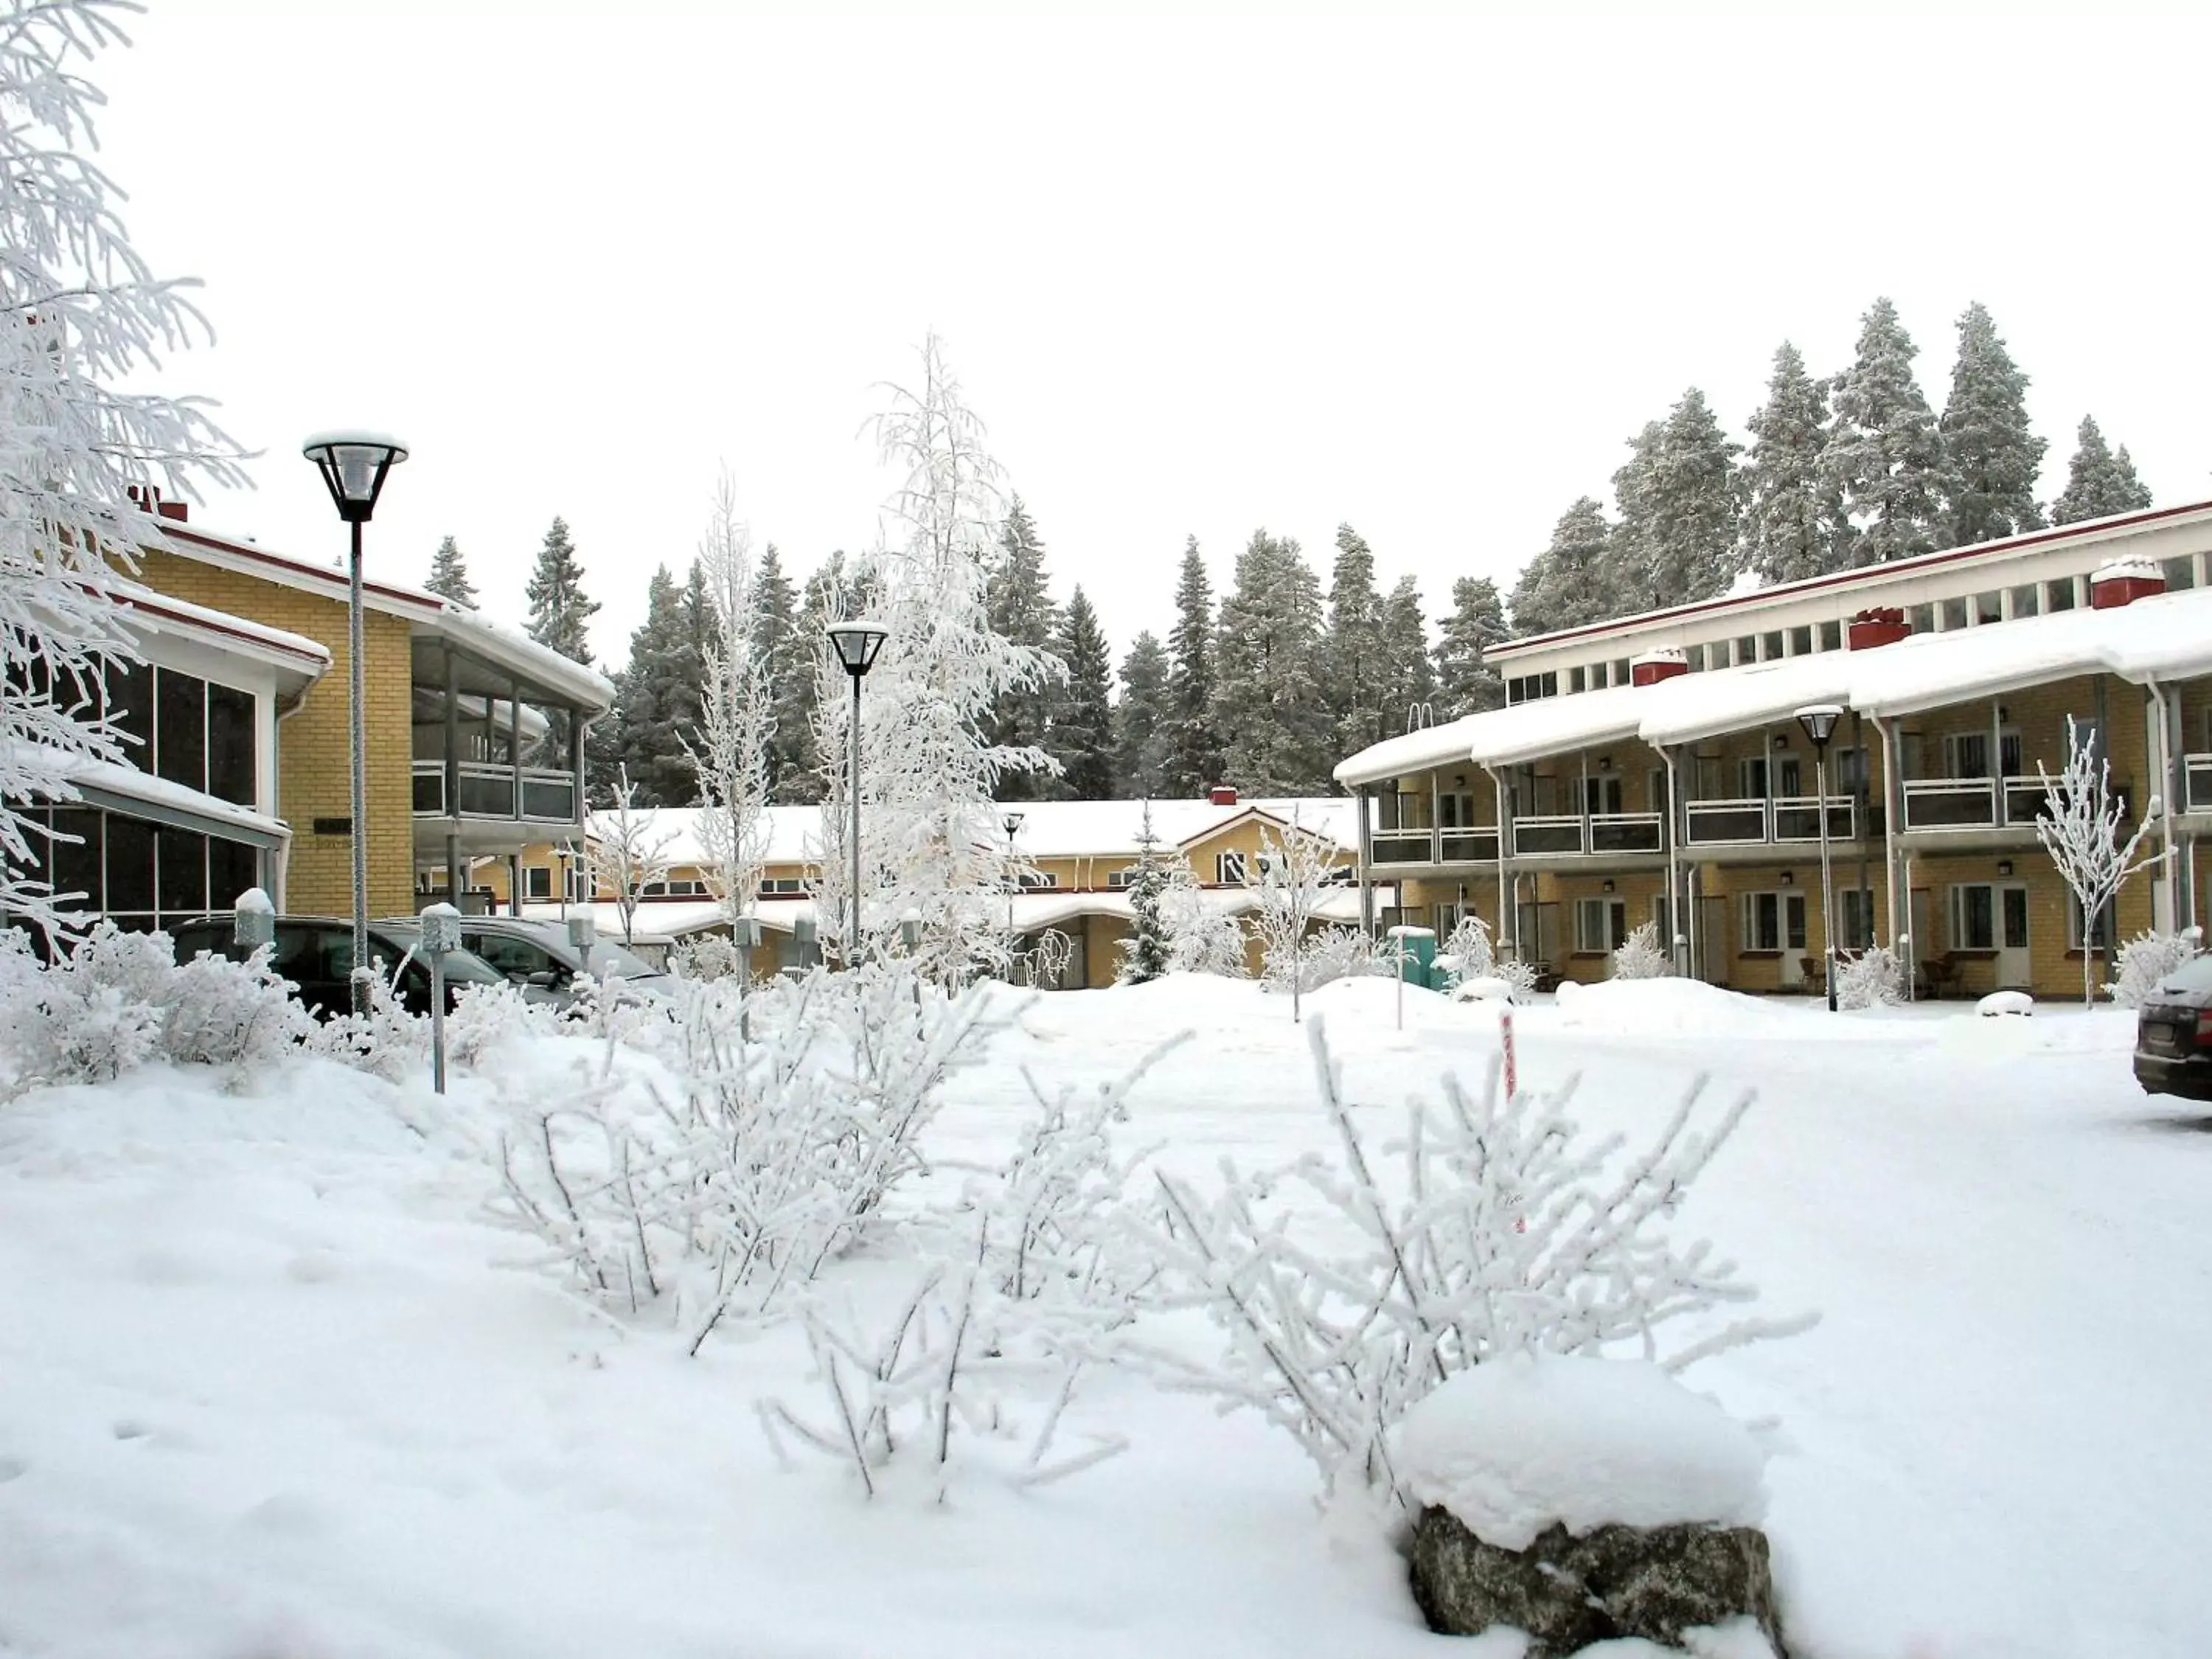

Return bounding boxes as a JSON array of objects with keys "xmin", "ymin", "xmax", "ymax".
[
  {"xmin": 114, "ymin": 590, "xmax": 330, "ymax": 669},
  {"xmin": 163, "ymin": 524, "xmax": 441, "ymax": 611},
  {"xmin": 1491, "ymin": 499, "xmax": 2212, "ymax": 659}
]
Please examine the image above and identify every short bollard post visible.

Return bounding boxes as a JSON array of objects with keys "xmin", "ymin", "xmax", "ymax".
[
  {"xmin": 233, "ymin": 888, "xmax": 274, "ymax": 954},
  {"xmin": 420, "ymin": 902, "xmax": 461, "ymax": 1095}
]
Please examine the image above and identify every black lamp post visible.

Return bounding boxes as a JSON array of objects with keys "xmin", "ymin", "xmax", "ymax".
[
  {"xmin": 302, "ymin": 431, "xmax": 408, "ymax": 1015},
  {"xmin": 1002, "ymin": 810, "xmax": 1025, "ymax": 968},
  {"xmin": 826, "ymin": 620, "xmax": 889, "ymax": 964},
  {"xmin": 1795, "ymin": 703, "xmax": 1844, "ymax": 1012}
]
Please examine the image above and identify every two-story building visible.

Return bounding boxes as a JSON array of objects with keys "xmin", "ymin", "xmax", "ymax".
[
  {"xmin": 13, "ymin": 498, "xmax": 614, "ymax": 933},
  {"xmin": 515, "ymin": 790, "xmax": 1364, "ymax": 987},
  {"xmin": 1336, "ymin": 501, "xmax": 2212, "ymax": 1000}
]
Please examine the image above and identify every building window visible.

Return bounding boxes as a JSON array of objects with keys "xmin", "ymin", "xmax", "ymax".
[
  {"xmin": 1613, "ymin": 658, "xmax": 1630, "ymax": 686},
  {"xmin": 1107, "ymin": 867, "xmax": 1138, "ymax": 888},
  {"xmin": 1733, "ymin": 636, "xmax": 1756, "ymax": 667},
  {"xmin": 1214, "ymin": 851, "xmax": 1248, "ymax": 885},
  {"xmin": 1018, "ymin": 869, "xmax": 1060, "ymax": 889},
  {"xmin": 1685, "ymin": 644, "xmax": 1708, "ymax": 673},
  {"xmin": 524, "ymin": 866, "xmax": 553, "ymax": 900},
  {"xmin": 1818, "ymin": 619, "xmax": 1842, "ymax": 652},
  {"xmin": 639, "ymin": 877, "xmax": 711, "ymax": 899},
  {"xmin": 1908, "ymin": 602, "xmax": 1935, "ymax": 634},
  {"xmin": 1739, "ymin": 891, "xmax": 1806, "ymax": 953},
  {"xmin": 1569, "ymin": 665, "xmax": 1587, "ymax": 694},
  {"xmin": 1840, "ymin": 887, "xmax": 1877, "ymax": 950},
  {"xmin": 1973, "ymin": 590, "xmax": 2003, "ymax": 625},
  {"xmin": 2163, "ymin": 554, "xmax": 2198, "ymax": 591},
  {"xmin": 1788, "ymin": 625, "xmax": 1812, "ymax": 657},
  {"xmin": 1950, "ymin": 883, "xmax": 1996, "ymax": 950},
  {"xmin": 1573, "ymin": 896, "xmax": 1627, "ymax": 953},
  {"xmin": 2046, "ymin": 577, "xmax": 2078, "ymax": 613},
  {"xmin": 2067, "ymin": 895, "xmax": 2117, "ymax": 950},
  {"xmin": 13, "ymin": 804, "xmax": 260, "ymax": 930},
  {"xmin": 2008, "ymin": 583, "xmax": 2040, "ymax": 619},
  {"xmin": 1832, "ymin": 745, "xmax": 1869, "ymax": 794},
  {"xmin": 1761, "ymin": 631, "xmax": 1784, "ymax": 661},
  {"xmin": 761, "ymin": 877, "xmax": 805, "ymax": 895},
  {"xmin": 1940, "ymin": 597, "xmax": 1969, "ymax": 630},
  {"xmin": 103, "ymin": 664, "xmax": 257, "ymax": 807}
]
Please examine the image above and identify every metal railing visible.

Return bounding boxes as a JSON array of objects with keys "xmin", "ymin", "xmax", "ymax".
[
  {"xmin": 411, "ymin": 760, "xmax": 579, "ymax": 824},
  {"xmin": 1587, "ymin": 812, "xmax": 1663, "ymax": 854},
  {"xmin": 1440, "ymin": 829, "xmax": 1501, "ymax": 863},
  {"xmin": 1512, "ymin": 815, "xmax": 1585, "ymax": 856},
  {"xmin": 1683, "ymin": 797, "xmax": 1770, "ymax": 846},
  {"xmin": 1902, "ymin": 777, "xmax": 1997, "ymax": 830},
  {"xmin": 1771, "ymin": 797, "xmax": 1854, "ymax": 843},
  {"xmin": 1371, "ymin": 829, "xmax": 1436, "ymax": 866}
]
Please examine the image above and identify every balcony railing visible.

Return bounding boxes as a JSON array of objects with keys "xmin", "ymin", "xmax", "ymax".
[
  {"xmin": 1368, "ymin": 827, "xmax": 1502, "ymax": 866},
  {"xmin": 412, "ymin": 760, "xmax": 580, "ymax": 824},
  {"xmin": 1439, "ymin": 829, "xmax": 1500, "ymax": 863},
  {"xmin": 2189, "ymin": 754, "xmax": 2212, "ymax": 813},
  {"xmin": 1587, "ymin": 812, "xmax": 1663, "ymax": 854},
  {"xmin": 1771, "ymin": 797, "xmax": 1854, "ymax": 842},
  {"xmin": 1901, "ymin": 775, "xmax": 2050, "ymax": 832},
  {"xmin": 1683, "ymin": 798, "xmax": 1770, "ymax": 846},
  {"xmin": 1512, "ymin": 815, "xmax": 1585, "ymax": 856}
]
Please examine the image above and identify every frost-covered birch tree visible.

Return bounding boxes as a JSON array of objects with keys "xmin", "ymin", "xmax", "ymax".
[
  {"xmin": 2037, "ymin": 717, "xmax": 2160, "ymax": 1005},
  {"xmin": 812, "ymin": 334, "xmax": 1062, "ymax": 978},
  {"xmin": 0, "ymin": 0, "xmax": 249, "ymax": 932},
  {"xmin": 1247, "ymin": 810, "xmax": 1338, "ymax": 1012},
  {"xmin": 682, "ymin": 475, "xmax": 774, "ymax": 924},
  {"xmin": 586, "ymin": 765, "xmax": 676, "ymax": 945}
]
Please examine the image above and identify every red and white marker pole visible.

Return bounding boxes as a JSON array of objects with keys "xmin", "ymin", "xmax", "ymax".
[{"xmin": 1500, "ymin": 1008, "xmax": 1517, "ymax": 1101}]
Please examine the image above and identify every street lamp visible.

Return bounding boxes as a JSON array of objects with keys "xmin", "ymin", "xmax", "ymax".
[
  {"xmin": 826, "ymin": 619, "xmax": 889, "ymax": 965},
  {"xmin": 1002, "ymin": 810, "xmax": 1025, "ymax": 972},
  {"xmin": 303, "ymin": 431, "xmax": 408, "ymax": 1015},
  {"xmin": 1795, "ymin": 703, "xmax": 1844, "ymax": 1012}
]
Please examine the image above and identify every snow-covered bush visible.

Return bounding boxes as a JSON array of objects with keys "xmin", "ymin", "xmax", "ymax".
[
  {"xmin": 761, "ymin": 1043, "xmax": 1175, "ymax": 1497},
  {"xmin": 307, "ymin": 974, "xmax": 429, "ymax": 1082},
  {"xmin": 160, "ymin": 945, "xmax": 316, "ymax": 1069},
  {"xmin": 1160, "ymin": 867, "xmax": 1247, "ymax": 978},
  {"xmin": 446, "ymin": 980, "xmax": 557, "ymax": 1068},
  {"xmin": 1836, "ymin": 942, "xmax": 1905, "ymax": 1011},
  {"xmin": 1436, "ymin": 914, "xmax": 1537, "ymax": 1002},
  {"xmin": 488, "ymin": 962, "xmax": 1009, "ymax": 1342},
  {"xmin": 671, "ymin": 933, "xmax": 745, "ymax": 983},
  {"xmin": 1609, "ymin": 921, "xmax": 1672, "ymax": 981},
  {"xmin": 1295, "ymin": 925, "xmax": 1391, "ymax": 993},
  {"xmin": 2108, "ymin": 927, "xmax": 2203, "ymax": 1009},
  {"xmin": 1137, "ymin": 1020, "xmax": 1812, "ymax": 1506}
]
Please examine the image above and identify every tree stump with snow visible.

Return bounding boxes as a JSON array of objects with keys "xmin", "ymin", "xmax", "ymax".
[
  {"xmin": 1394, "ymin": 1354, "xmax": 1788, "ymax": 1655},
  {"xmin": 1408, "ymin": 1508, "xmax": 1783, "ymax": 1655}
]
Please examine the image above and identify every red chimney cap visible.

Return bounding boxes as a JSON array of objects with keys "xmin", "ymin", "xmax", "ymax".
[{"xmin": 1208, "ymin": 785, "xmax": 1238, "ymax": 806}]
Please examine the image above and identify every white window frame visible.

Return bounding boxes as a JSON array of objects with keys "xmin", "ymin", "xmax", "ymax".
[
  {"xmin": 1948, "ymin": 883, "xmax": 1997, "ymax": 951},
  {"xmin": 1214, "ymin": 850, "xmax": 1248, "ymax": 886},
  {"xmin": 523, "ymin": 865, "xmax": 552, "ymax": 900},
  {"xmin": 1739, "ymin": 890, "xmax": 1807, "ymax": 953},
  {"xmin": 1573, "ymin": 896, "xmax": 1626, "ymax": 953},
  {"xmin": 2066, "ymin": 894, "xmax": 2116, "ymax": 951}
]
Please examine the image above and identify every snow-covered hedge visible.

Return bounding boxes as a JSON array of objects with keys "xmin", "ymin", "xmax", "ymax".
[
  {"xmin": 0, "ymin": 924, "xmax": 314, "ymax": 1096},
  {"xmin": 1836, "ymin": 942, "xmax": 1906, "ymax": 1010},
  {"xmin": 1609, "ymin": 921, "xmax": 1671, "ymax": 981},
  {"xmin": 2107, "ymin": 928, "xmax": 2203, "ymax": 1009}
]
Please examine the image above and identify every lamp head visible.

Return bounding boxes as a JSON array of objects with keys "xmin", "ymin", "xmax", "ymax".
[
  {"xmin": 302, "ymin": 431, "xmax": 408, "ymax": 524},
  {"xmin": 1002, "ymin": 810, "xmax": 1025, "ymax": 838},
  {"xmin": 1794, "ymin": 703, "xmax": 1845, "ymax": 748},
  {"xmin": 827, "ymin": 620, "xmax": 889, "ymax": 678}
]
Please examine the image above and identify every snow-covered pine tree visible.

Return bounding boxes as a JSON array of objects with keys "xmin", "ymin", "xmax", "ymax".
[
  {"xmin": 425, "ymin": 535, "xmax": 480, "ymax": 608},
  {"xmin": 0, "ymin": 0, "xmax": 251, "ymax": 932},
  {"xmin": 1599, "ymin": 421, "xmax": 1664, "ymax": 614},
  {"xmin": 684, "ymin": 476, "xmax": 775, "ymax": 923},
  {"xmin": 1433, "ymin": 575, "xmax": 1509, "ymax": 717},
  {"xmin": 604, "ymin": 564, "xmax": 706, "ymax": 805},
  {"xmin": 1322, "ymin": 524, "xmax": 1389, "ymax": 757},
  {"xmin": 1113, "ymin": 631, "xmax": 1173, "ymax": 800},
  {"xmin": 1744, "ymin": 342, "xmax": 1848, "ymax": 584},
  {"xmin": 751, "ymin": 542, "xmax": 813, "ymax": 801},
  {"xmin": 1509, "ymin": 498, "xmax": 1613, "ymax": 638},
  {"xmin": 985, "ymin": 495, "xmax": 1063, "ymax": 801},
  {"xmin": 1377, "ymin": 574, "xmax": 1437, "ymax": 735},
  {"xmin": 1609, "ymin": 392, "xmax": 1742, "ymax": 613},
  {"xmin": 1213, "ymin": 530, "xmax": 1333, "ymax": 795},
  {"xmin": 1164, "ymin": 536, "xmax": 1225, "ymax": 796},
  {"xmin": 524, "ymin": 515, "xmax": 600, "ymax": 664},
  {"xmin": 1116, "ymin": 801, "xmax": 1173, "ymax": 984},
  {"xmin": 812, "ymin": 333, "xmax": 1061, "ymax": 977},
  {"xmin": 1051, "ymin": 586, "xmax": 1116, "ymax": 799},
  {"xmin": 1823, "ymin": 297, "xmax": 1946, "ymax": 565},
  {"xmin": 2050, "ymin": 416, "xmax": 2154, "ymax": 524},
  {"xmin": 1938, "ymin": 302, "xmax": 2048, "ymax": 547}
]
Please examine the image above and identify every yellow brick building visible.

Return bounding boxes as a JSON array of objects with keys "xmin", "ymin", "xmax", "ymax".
[{"xmin": 1338, "ymin": 504, "xmax": 2212, "ymax": 1002}]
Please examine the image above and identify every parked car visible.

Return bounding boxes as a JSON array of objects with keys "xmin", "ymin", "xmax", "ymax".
[
  {"xmin": 380, "ymin": 915, "xmax": 675, "ymax": 1011},
  {"xmin": 2132, "ymin": 953, "xmax": 2212, "ymax": 1101},
  {"xmin": 169, "ymin": 914, "xmax": 510, "ymax": 1020}
]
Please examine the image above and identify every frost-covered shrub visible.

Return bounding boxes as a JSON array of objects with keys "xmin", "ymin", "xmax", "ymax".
[
  {"xmin": 160, "ymin": 946, "xmax": 316, "ymax": 1068},
  {"xmin": 671, "ymin": 933, "xmax": 744, "ymax": 983},
  {"xmin": 307, "ymin": 975, "xmax": 429, "ymax": 1082},
  {"xmin": 488, "ymin": 962, "xmax": 1011, "ymax": 1340},
  {"xmin": 446, "ymin": 980, "xmax": 557, "ymax": 1068},
  {"xmin": 0, "ymin": 924, "xmax": 168, "ymax": 1093},
  {"xmin": 1609, "ymin": 921, "xmax": 1672, "ymax": 981},
  {"xmin": 1293, "ymin": 925, "xmax": 1390, "ymax": 993},
  {"xmin": 1160, "ymin": 870, "xmax": 1246, "ymax": 978},
  {"xmin": 1436, "ymin": 915, "xmax": 1537, "ymax": 1003},
  {"xmin": 2107, "ymin": 927, "xmax": 2203, "ymax": 1009},
  {"xmin": 1138, "ymin": 1020, "xmax": 1812, "ymax": 1505},
  {"xmin": 1836, "ymin": 942, "xmax": 1905, "ymax": 1011}
]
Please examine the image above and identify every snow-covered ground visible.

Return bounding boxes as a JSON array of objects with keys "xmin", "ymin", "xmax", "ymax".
[{"xmin": 1, "ymin": 975, "xmax": 2205, "ymax": 1658}]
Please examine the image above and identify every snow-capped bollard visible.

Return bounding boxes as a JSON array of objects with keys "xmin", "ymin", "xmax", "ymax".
[
  {"xmin": 420, "ymin": 902, "xmax": 461, "ymax": 1095},
  {"xmin": 232, "ymin": 887, "xmax": 274, "ymax": 952},
  {"xmin": 900, "ymin": 908, "xmax": 923, "ymax": 952},
  {"xmin": 566, "ymin": 912, "xmax": 597, "ymax": 962},
  {"xmin": 1396, "ymin": 1355, "xmax": 1783, "ymax": 1655},
  {"xmin": 1977, "ymin": 990, "xmax": 2034, "ymax": 1018},
  {"xmin": 1387, "ymin": 925, "xmax": 1436, "ymax": 1031}
]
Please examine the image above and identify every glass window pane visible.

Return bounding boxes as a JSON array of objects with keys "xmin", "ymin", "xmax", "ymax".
[
  {"xmin": 1568, "ymin": 666, "xmax": 1586, "ymax": 694},
  {"xmin": 2008, "ymin": 584, "xmax": 2040, "ymax": 618},
  {"xmin": 1909, "ymin": 603, "xmax": 1935, "ymax": 634},
  {"xmin": 206, "ymin": 682, "xmax": 255, "ymax": 805},
  {"xmin": 2046, "ymin": 578, "xmax": 2077, "ymax": 613},
  {"xmin": 1941, "ymin": 597, "xmax": 1969, "ymax": 630},
  {"xmin": 49, "ymin": 807, "xmax": 99, "ymax": 911},
  {"xmin": 2162, "ymin": 555, "xmax": 2197, "ymax": 591},
  {"xmin": 105, "ymin": 661, "xmax": 153, "ymax": 769},
  {"xmin": 1789, "ymin": 626, "xmax": 1812, "ymax": 656},
  {"xmin": 1761, "ymin": 631, "xmax": 1784, "ymax": 661},
  {"xmin": 208, "ymin": 837, "xmax": 259, "ymax": 909},
  {"xmin": 103, "ymin": 813, "xmax": 154, "ymax": 915},
  {"xmin": 1734, "ymin": 636, "xmax": 1756, "ymax": 666},
  {"xmin": 157, "ymin": 827, "xmax": 207, "ymax": 917},
  {"xmin": 1975, "ymin": 591, "xmax": 2003, "ymax": 625},
  {"xmin": 1818, "ymin": 619, "xmax": 1842, "ymax": 652},
  {"xmin": 155, "ymin": 668, "xmax": 206, "ymax": 792}
]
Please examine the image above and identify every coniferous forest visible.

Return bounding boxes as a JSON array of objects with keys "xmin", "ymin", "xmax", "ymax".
[{"xmin": 489, "ymin": 297, "xmax": 2154, "ymax": 804}]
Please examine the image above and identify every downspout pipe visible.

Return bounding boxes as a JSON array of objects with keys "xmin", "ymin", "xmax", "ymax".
[
  {"xmin": 272, "ymin": 682, "xmax": 317, "ymax": 913},
  {"xmin": 1485, "ymin": 764, "xmax": 1513, "ymax": 959},
  {"xmin": 1663, "ymin": 745, "xmax": 1685, "ymax": 975},
  {"xmin": 2146, "ymin": 676, "xmax": 2182, "ymax": 934},
  {"xmin": 1868, "ymin": 713, "xmax": 1904, "ymax": 953}
]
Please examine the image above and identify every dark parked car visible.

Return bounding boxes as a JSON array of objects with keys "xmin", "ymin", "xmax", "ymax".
[
  {"xmin": 170, "ymin": 914, "xmax": 509, "ymax": 1020},
  {"xmin": 2133, "ymin": 953, "xmax": 2212, "ymax": 1101},
  {"xmin": 378, "ymin": 916, "xmax": 675, "ymax": 1011}
]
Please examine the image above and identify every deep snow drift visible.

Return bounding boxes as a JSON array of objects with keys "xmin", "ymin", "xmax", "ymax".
[{"xmin": 1, "ymin": 975, "xmax": 2207, "ymax": 1658}]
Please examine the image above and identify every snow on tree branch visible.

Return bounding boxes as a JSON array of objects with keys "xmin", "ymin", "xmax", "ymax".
[
  {"xmin": 2037, "ymin": 717, "xmax": 2162, "ymax": 1005},
  {"xmin": 680, "ymin": 473, "xmax": 773, "ymax": 925},
  {"xmin": 586, "ymin": 764, "xmax": 676, "ymax": 945}
]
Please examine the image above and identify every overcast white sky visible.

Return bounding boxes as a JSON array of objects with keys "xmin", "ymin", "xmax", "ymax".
[{"xmin": 94, "ymin": 3, "xmax": 2212, "ymax": 670}]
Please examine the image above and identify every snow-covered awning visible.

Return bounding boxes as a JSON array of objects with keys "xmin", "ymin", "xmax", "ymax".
[{"xmin": 6, "ymin": 742, "xmax": 291, "ymax": 849}]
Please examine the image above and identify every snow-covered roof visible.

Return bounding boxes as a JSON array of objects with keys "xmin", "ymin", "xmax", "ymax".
[
  {"xmin": 109, "ymin": 581, "xmax": 332, "ymax": 681},
  {"xmin": 4, "ymin": 742, "xmax": 291, "ymax": 848},
  {"xmin": 584, "ymin": 797, "xmax": 1360, "ymax": 869},
  {"xmin": 1333, "ymin": 585, "xmax": 2212, "ymax": 779}
]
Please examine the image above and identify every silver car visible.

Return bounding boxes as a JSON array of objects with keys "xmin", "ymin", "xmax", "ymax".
[{"xmin": 383, "ymin": 916, "xmax": 674, "ymax": 1010}]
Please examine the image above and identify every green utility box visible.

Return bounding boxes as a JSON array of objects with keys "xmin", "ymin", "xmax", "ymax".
[{"xmin": 1386, "ymin": 925, "xmax": 1439, "ymax": 990}]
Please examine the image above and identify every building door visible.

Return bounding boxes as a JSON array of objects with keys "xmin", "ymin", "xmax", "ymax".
[
  {"xmin": 1997, "ymin": 883, "xmax": 2031, "ymax": 988},
  {"xmin": 1694, "ymin": 894, "xmax": 1728, "ymax": 985},
  {"xmin": 1909, "ymin": 888, "xmax": 1932, "ymax": 989}
]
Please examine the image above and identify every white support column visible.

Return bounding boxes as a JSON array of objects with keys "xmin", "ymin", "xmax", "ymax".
[
  {"xmin": 1664, "ymin": 745, "xmax": 1685, "ymax": 975},
  {"xmin": 1871, "ymin": 714, "xmax": 1904, "ymax": 947},
  {"xmin": 1357, "ymin": 785, "xmax": 1376, "ymax": 936},
  {"xmin": 1489, "ymin": 766, "xmax": 1514, "ymax": 959}
]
